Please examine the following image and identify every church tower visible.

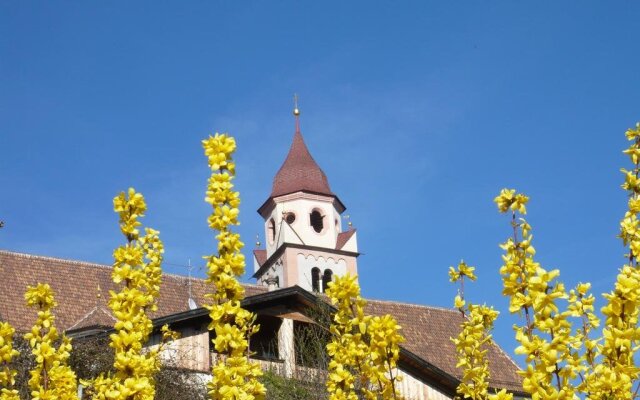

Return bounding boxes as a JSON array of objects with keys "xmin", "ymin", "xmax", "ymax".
[{"xmin": 253, "ymin": 102, "xmax": 359, "ymax": 292}]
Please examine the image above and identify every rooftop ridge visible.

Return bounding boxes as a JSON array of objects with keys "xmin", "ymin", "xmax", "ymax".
[
  {"xmin": 0, "ymin": 249, "xmax": 263, "ymax": 288},
  {"xmin": 364, "ymin": 296, "xmax": 460, "ymax": 314},
  {"xmin": 0, "ymin": 249, "xmax": 111, "ymax": 270}
]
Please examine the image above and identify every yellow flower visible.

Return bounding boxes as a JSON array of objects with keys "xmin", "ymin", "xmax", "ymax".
[
  {"xmin": 326, "ymin": 274, "xmax": 404, "ymax": 400},
  {"xmin": 84, "ymin": 189, "xmax": 169, "ymax": 400},
  {"xmin": 450, "ymin": 270, "xmax": 500, "ymax": 400},
  {"xmin": 494, "ymin": 188, "xmax": 529, "ymax": 214},
  {"xmin": 0, "ymin": 322, "xmax": 20, "ymax": 398},
  {"xmin": 23, "ymin": 285, "xmax": 78, "ymax": 400},
  {"xmin": 203, "ymin": 133, "xmax": 265, "ymax": 400}
]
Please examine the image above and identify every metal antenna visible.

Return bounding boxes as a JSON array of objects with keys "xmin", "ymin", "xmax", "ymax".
[
  {"xmin": 187, "ymin": 258, "xmax": 193, "ymax": 299},
  {"xmin": 187, "ymin": 258, "xmax": 198, "ymax": 310}
]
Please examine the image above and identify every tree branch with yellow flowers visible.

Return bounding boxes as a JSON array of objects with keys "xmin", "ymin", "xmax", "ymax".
[
  {"xmin": 494, "ymin": 189, "xmax": 600, "ymax": 398},
  {"xmin": 24, "ymin": 283, "xmax": 79, "ymax": 400},
  {"xmin": 202, "ymin": 133, "xmax": 265, "ymax": 400},
  {"xmin": 583, "ymin": 122, "xmax": 640, "ymax": 399},
  {"xmin": 0, "ymin": 321, "xmax": 20, "ymax": 400},
  {"xmin": 87, "ymin": 188, "xmax": 171, "ymax": 400},
  {"xmin": 325, "ymin": 274, "xmax": 404, "ymax": 400},
  {"xmin": 449, "ymin": 261, "xmax": 512, "ymax": 400}
]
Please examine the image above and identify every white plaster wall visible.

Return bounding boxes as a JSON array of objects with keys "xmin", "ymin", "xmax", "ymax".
[
  {"xmin": 341, "ymin": 231, "xmax": 358, "ymax": 253},
  {"xmin": 253, "ymin": 254, "xmax": 262, "ymax": 273},
  {"xmin": 296, "ymin": 253, "xmax": 347, "ymax": 291},
  {"xmin": 264, "ymin": 194, "xmax": 341, "ymax": 258},
  {"xmin": 282, "ymin": 198, "xmax": 338, "ymax": 249}
]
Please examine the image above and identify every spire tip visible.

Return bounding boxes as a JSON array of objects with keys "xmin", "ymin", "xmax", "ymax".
[{"xmin": 293, "ymin": 93, "xmax": 300, "ymax": 116}]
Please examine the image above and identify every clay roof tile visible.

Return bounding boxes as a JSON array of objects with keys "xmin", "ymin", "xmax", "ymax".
[
  {"xmin": 0, "ymin": 250, "xmax": 267, "ymax": 333},
  {"xmin": 365, "ymin": 299, "xmax": 523, "ymax": 393},
  {"xmin": 336, "ymin": 229, "xmax": 356, "ymax": 250},
  {"xmin": 253, "ymin": 249, "xmax": 267, "ymax": 267},
  {"xmin": 271, "ymin": 131, "xmax": 333, "ymax": 198}
]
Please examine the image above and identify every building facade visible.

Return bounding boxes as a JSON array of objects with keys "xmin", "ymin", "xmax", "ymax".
[{"xmin": 0, "ymin": 107, "xmax": 526, "ymax": 399}]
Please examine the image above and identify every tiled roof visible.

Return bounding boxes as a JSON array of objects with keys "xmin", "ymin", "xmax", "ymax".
[
  {"xmin": 336, "ymin": 229, "xmax": 356, "ymax": 250},
  {"xmin": 0, "ymin": 250, "xmax": 266, "ymax": 332},
  {"xmin": 270, "ymin": 131, "xmax": 334, "ymax": 198},
  {"xmin": 365, "ymin": 299, "xmax": 523, "ymax": 393},
  {"xmin": 0, "ymin": 250, "xmax": 522, "ymax": 393},
  {"xmin": 253, "ymin": 249, "xmax": 267, "ymax": 267}
]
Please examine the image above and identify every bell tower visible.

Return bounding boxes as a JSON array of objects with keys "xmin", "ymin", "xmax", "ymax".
[{"xmin": 253, "ymin": 99, "xmax": 359, "ymax": 292}]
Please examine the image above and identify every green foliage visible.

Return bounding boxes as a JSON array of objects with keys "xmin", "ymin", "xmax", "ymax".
[{"xmin": 260, "ymin": 370, "xmax": 314, "ymax": 400}]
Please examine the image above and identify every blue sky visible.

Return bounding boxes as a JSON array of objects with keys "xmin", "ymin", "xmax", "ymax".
[{"xmin": 2, "ymin": 2, "xmax": 640, "ymax": 365}]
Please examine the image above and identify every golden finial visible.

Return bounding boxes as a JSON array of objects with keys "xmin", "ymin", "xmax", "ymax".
[
  {"xmin": 293, "ymin": 93, "xmax": 300, "ymax": 116},
  {"xmin": 97, "ymin": 284, "xmax": 101, "ymax": 299}
]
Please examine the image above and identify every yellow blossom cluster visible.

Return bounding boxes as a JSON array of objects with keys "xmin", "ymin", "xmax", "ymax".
[
  {"xmin": 584, "ymin": 122, "xmax": 640, "ymax": 398},
  {"xmin": 449, "ymin": 260, "xmax": 477, "ymax": 310},
  {"xmin": 88, "ymin": 188, "xmax": 167, "ymax": 400},
  {"xmin": 0, "ymin": 321, "xmax": 19, "ymax": 400},
  {"xmin": 24, "ymin": 283, "xmax": 79, "ymax": 400},
  {"xmin": 325, "ymin": 273, "xmax": 404, "ymax": 400},
  {"xmin": 202, "ymin": 134, "xmax": 265, "ymax": 400},
  {"xmin": 494, "ymin": 189, "xmax": 600, "ymax": 399},
  {"xmin": 449, "ymin": 262, "xmax": 513, "ymax": 400}
]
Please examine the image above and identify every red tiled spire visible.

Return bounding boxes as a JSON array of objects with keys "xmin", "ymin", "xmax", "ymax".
[{"xmin": 270, "ymin": 103, "xmax": 334, "ymax": 198}]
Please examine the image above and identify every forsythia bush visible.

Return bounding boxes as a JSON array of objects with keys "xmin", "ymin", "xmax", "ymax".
[
  {"xmin": 495, "ymin": 188, "xmax": 596, "ymax": 399},
  {"xmin": 325, "ymin": 274, "xmax": 404, "ymax": 400},
  {"xmin": 453, "ymin": 122, "xmax": 640, "ymax": 399},
  {"xmin": 587, "ymin": 122, "xmax": 640, "ymax": 398},
  {"xmin": 88, "ymin": 188, "xmax": 169, "ymax": 400},
  {"xmin": 24, "ymin": 284, "xmax": 78, "ymax": 400},
  {"xmin": 0, "ymin": 322, "xmax": 20, "ymax": 400},
  {"xmin": 449, "ymin": 262, "xmax": 512, "ymax": 400},
  {"xmin": 202, "ymin": 134, "xmax": 265, "ymax": 400}
]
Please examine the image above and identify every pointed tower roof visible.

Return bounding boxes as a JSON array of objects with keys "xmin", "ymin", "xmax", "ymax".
[
  {"xmin": 270, "ymin": 130, "xmax": 334, "ymax": 198},
  {"xmin": 258, "ymin": 99, "xmax": 345, "ymax": 215}
]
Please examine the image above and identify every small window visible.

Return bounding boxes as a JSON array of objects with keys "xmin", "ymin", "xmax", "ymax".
[
  {"xmin": 322, "ymin": 269, "xmax": 333, "ymax": 293},
  {"xmin": 311, "ymin": 267, "xmax": 321, "ymax": 292},
  {"xmin": 310, "ymin": 210, "xmax": 324, "ymax": 233},
  {"xmin": 268, "ymin": 218, "xmax": 276, "ymax": 244},
  {"xmin": 285, "ymin": 212, "xmax": 296, "ymax": 225}
]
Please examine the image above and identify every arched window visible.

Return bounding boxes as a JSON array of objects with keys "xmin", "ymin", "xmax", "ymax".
[
  {"xmin": 311, "ymin": 267, "xmax": 321, "ymax": 292},
  {"xmin": 310, "ymin": 210, "xmax": 324, "ymax": 233},
  {"xmin": 268, "ymin": 218, "xmax": 276, "ymax": 244},
  {"xmin": 322, "ymin": 269, "xmax": 333, "ymax": 293}
]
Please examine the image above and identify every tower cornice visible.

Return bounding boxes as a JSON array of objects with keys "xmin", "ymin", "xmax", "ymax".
[
  {"xmin": 252, "ymin": 242, "xmax": 360, "ymax": 280},
  {"xmin": 257, "ymin": 190, "xmax": 346, "ymax": 218}
]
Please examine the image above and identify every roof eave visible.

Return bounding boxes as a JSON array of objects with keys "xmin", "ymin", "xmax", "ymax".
[{"xmin": 257, "ymin": 191, "xmax": 346, "ymax": 217}]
